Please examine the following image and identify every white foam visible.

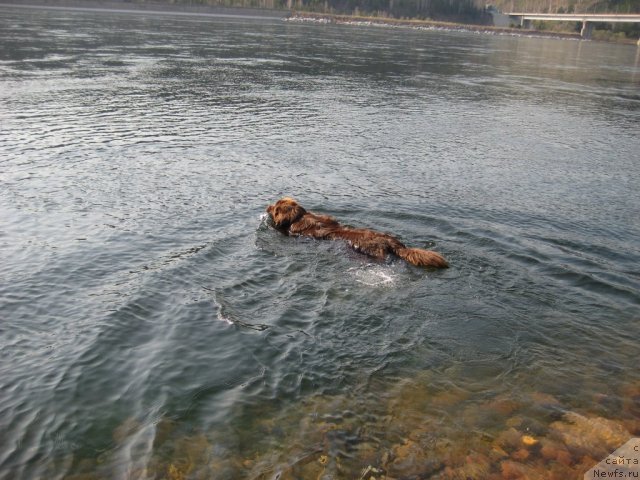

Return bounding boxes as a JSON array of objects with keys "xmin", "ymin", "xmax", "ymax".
[
  {"xmin": 348, "ymin": 264, "xmax": 397, "ymax": 287},
  {"xmin": 216, "ymin": 310, "xmax": 234, "ymax": 325},
  {"xmin": 211, "ymin": 295, "xmax": 234, "ymax": 325}
]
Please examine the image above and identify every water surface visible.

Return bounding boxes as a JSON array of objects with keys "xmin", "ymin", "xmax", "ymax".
[{"xmin": 1, "ymin": 6, "xmax": 639, "ymax": 479}]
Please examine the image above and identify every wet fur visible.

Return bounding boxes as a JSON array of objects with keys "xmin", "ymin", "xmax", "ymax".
[{"xmin": 266, "ymin": 197, "xmax": 448, "ymax": 268}]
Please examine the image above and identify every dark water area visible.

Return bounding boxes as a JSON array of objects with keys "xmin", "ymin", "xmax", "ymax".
[{"xmin": 1, "ymin": 5, "xmax": 639, "ymax": 479}]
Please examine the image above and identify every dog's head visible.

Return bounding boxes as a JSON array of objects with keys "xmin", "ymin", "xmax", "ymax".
[{"xmin": 266, "ymin": 197, "xmax": 307, "ymax": 230}]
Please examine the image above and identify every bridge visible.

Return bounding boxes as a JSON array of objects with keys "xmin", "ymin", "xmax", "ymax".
[{"xmin": 503, "ymin": 12, "xmax": 640, "ymax": 41}]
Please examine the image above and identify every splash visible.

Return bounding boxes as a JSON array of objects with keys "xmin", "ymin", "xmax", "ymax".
[
  {"xmin": 348, "ymin": 264, "xmax": 397, "ymax": 287},
  {"xmin": 215, "ymin": 304, "xmax": 234, "ymax": 326}
]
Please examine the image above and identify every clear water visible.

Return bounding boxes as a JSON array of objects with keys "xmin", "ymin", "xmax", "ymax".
[{"xmin": 0, "ymin": 6, "xmax": 639, "ymax": 479}]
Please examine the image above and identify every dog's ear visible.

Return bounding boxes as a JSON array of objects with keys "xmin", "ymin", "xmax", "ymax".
[{"xmin": 273, "ymin": 201, "xmax": 306, "ymax": 228}]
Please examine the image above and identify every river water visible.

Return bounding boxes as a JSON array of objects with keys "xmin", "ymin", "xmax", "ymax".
[{"xmin": 1, "ymin": 5, "xmax": 639, "ymax": 479}]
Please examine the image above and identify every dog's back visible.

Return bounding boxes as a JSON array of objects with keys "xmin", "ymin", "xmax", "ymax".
[{"xmin": 266, "ymin": 198, "xmax": 448, "ymax": 269}]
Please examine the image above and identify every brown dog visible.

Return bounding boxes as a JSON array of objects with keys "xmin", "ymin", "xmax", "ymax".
[{"xmin": 266, "ymin": 197, "xmax": 448, "ymax": 268}]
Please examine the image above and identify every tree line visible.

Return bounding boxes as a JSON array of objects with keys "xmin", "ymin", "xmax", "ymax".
[
  {"xmin": 125, "ymin": 0, "xmax": 640, "ymax": 34},
  {"xmin": 131, "ymin": 0, "xmax": 639, "ymax": 17}
]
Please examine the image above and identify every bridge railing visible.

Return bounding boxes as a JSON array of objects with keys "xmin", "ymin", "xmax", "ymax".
[{"xmin": 502, "ymin": 12, "xmax": 640, "ymax": 41}]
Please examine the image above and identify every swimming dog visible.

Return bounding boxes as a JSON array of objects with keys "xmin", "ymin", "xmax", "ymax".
[{"xmin": 266, "ymin": 197, "xmax": 448, "ymax": 268}]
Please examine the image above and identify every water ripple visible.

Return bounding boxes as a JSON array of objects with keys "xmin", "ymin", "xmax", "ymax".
[{"xmin": 1, "ymin": 6, "xmax": 639, "ymax": 480}]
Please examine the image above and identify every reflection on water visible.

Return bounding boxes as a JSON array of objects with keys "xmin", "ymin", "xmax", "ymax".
[{"xmin": 0, "ymin": 5, "xmax": 639, "ymax": 480}]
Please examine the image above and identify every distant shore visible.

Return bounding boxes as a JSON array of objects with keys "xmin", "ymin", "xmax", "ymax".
[
  {"xmin": 2, "ymin": 1, "xmax": 636, "ymax": 44},
  {"xmin": 287, "ymin": 11, "xmax": 585, "ymax": 41},
  {"xmin": 0, "ymin": 0, "xmax": 289, "ymax": 19}
]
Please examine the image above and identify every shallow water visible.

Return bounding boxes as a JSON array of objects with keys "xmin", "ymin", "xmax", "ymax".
[{"xmin": 0, "ymin": 6, "xmax": 639, "ymax": 479}]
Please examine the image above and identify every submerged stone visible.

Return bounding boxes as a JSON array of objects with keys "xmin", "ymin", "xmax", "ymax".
[
  {"xmin": 500, "ymin": 459, "xmax": 547, "ymax": 480},
  {"xmin": 385, "ymin": 438, "xmax": 443, "ymax": 478},
  {"xmin": 494, "ymin": 428, "xmax": 523, "ymax": 451},
  {"xmin": 622, "ymin": 383, "xmax": 640, "ymax": 418},
  {"xmin": 549, "ymin": 412, "xmax": 632, "ymax": 458}
]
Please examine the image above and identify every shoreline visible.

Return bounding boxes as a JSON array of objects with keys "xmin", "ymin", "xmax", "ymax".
[
  {"xmin": 1, "ymin": 1, "xmax": 635, "ymax": 44},
  {"xmin": 287, "ymin": 11, "xmax": 586, "ymax": 41}
]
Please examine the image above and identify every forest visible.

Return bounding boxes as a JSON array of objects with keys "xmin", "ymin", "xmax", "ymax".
[{"xmin": 145, "ymin": 0, "xmax": 639, "ymax": 16}]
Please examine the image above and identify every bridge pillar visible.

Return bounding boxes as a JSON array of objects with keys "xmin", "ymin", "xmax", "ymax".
[
  {"xmin": 522, "ymin": 19, "xmax": 534, "ymax": 30},
  {"xmin": 580, "ymin": 21, "xmax": 593, "ymax": 39}
]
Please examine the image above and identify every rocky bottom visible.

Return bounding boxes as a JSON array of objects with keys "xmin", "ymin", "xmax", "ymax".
[{"xmin": 62, "ymin": 374, "xmax": 640, "ymax": 480}]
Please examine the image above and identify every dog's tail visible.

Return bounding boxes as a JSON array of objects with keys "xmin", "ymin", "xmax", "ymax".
[{"xmin": 395, "ymin": 247, "xmax": 449, "ymax": 269}]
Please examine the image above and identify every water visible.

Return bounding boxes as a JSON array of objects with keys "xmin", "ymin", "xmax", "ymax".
[{"xmin": 0, "ymin": 5, "xmax": 639, "ymax": 479}]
